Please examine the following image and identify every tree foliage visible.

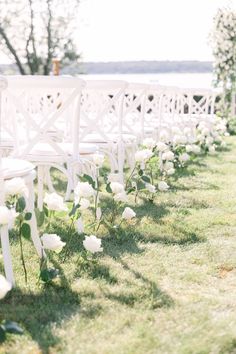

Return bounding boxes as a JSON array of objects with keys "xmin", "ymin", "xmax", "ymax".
[{"xmin": 0, "ymin": 0, "xmax": 80, "ymax": 75}]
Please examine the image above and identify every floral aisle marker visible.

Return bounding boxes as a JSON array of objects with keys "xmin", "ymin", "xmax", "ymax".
[{"xmin": 210, "ymin": 7, "xmax": 236, "ymax": 127}]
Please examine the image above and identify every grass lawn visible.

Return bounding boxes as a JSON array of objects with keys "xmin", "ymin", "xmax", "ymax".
[{"xmin": 1, "ymin": 137, "xmax": 236, "ymax": 354}]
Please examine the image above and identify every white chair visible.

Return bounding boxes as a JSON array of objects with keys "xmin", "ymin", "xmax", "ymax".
[
  {"xmin": 0, "ymin": 76, "xmax": 44, "ymax": 286},
  {"xmin": 80, "ymin": 80, "xmax": 127, "ymax": 180},
  {"xmin": 2, "ymin": 76, "xmax": 96, "ymax": 207}
]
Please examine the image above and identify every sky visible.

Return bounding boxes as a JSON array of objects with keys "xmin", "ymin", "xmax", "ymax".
[{"xmin": 76, "ymin": 0, "xmax": 236, "ymax": 62}]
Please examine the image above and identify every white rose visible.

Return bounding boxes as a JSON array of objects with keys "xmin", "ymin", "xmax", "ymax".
[
  {"xmin": 0, "ymin": 206, "xmax": 13, "ymax": 226},
  {"xmin": 159, "ymin": 130, "xmax": 169, "ymax": 142},
  {"xmin": 145, "ymin": 183, "xmax": 156, "ymax": 193},
  {"xmin": 162, "ymin": 151, "xmax": 175, "ymax": 161},
  {"xmin": 44, "ymin": 192, "xmax": 68, "ymax": 211},
  {"xmin": 96, "ymin": 207, "xmax": 102, "ymax": 220},
  {"xmin": 110, "ymin": 182, "xmax": 125, "ymax": 194},
  {"xmin": 143, "ymin": 138, "xmax": 156, "ymax": 149},
  {"xmin": 83, "ymin": 235, "xmax": 103, "ymax": 253},
  {"xmin": 167, "ymin": 168, "xmax": 175, "ymax": 176},
  {"xmin": 122, "ymin": 207, "xmax": 136, "ymax": 220},
  {"xmin": 41, "ymin": 234, "xmax": 66, "ymax": 253},
  {"xmin": 75, "ymin": 182, "xmax": 94, "ymax": 198},
  {"xmin": 78, "ymin": 198, "xmax": 90, "ymax": 210},
  {"xmin": 164, "ymin": 161, "xmax": 174, "ymax": 170},
  {"xmin": 202, "ymin": 128, "xmax": 210, "ymax": 136},
  {"xmin": 173, "ymin": 135, "xmax": 187, "ymax": 145},
  {"xmin": 158, "ymin": 181, "xmax": 169, "ymax": 191},
  {"xmin": 191, "ymin": 145, "xmax": 201, "ymax": 154},
  {"xmin": 184, "ymin": 127, "xmax": 191, "ymax": 136},
  {"xmin": 135, "ymin": 149, "xmax": 153, "ymax": 163},
  {"xmin": 92, "ymin": 153, "xmax": 105, "ymax": 167},
  {"xmin": 186, "ymin": 145, "xmax": 193, "ymax": 153},
  {"xmin": 156, "ymin": 142, "xmax": 168, "ymax": 152},
  {"xmin": 114, "ymin": 192, "xmax": 128, "ymax": 202},
  {"xmin": 205, "ymin": 137, "xmax": 214, "ymax": 146},
  {"xmin": 5, "ymin": 177, "xmax": 28, "ymax": 198},
  {"xmin": 209, "ymin": 146, "xmax": 216, "ymax": 155},
  {"xmin": 179, "ymin": 153, "xmax": 190, "ymax": 163},
  {"xmin": 0, "ymin": 275, "xmax": 12, "ymax": 299}
]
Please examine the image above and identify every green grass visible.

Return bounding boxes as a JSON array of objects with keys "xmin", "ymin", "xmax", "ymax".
[{"xmin": 1, "ymin": 137, "xmax": 236, "ymax": 354}]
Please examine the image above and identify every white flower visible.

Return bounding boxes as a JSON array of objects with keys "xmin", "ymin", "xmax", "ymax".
[
  {"xmin": 41, "ymin": 234, "xmax": 66, "ymax": 253},
  {"xmin": 8, "ymin": 208, "xmax": 18, "ymax": 230},
  {"xmin": 186, "ymin": 145, "xmax": 193, "ymax": 153},
  {"xmin": 114, "ymin": 192, "xmax": 128, "ymax": 202},
  {"xmin": 164, "ymin": 161, "xmax": 174, "ymax": 170},
  {"xmin": 92, "ymin": 153, "xmax": 105, "ymax": 167},
  {"xmin": 191, "ymin": 145, "xmax": 201, "ymax": 154},
  {"xmin": 143, "ymin": 138, "xmax": 156, "ymax": 149},
  {"xmin": 209, "ymin": 145, "xmax": 216, "ymax": 155},
  {"xmin": 110, "ymin": 182, "xmax": 125, "ymax": 194},
  {"xmin": 135, "ymin": 149, "xmax": 153, "ymax": 163},
  {"xmin": 75, "ymin": 182, "xmax": 94, "ymax": 198},
  {"xmin": 205, "ymin": 137, "xmax": 214, "ymax": 146},
  {"xmin": 162, "ymin": 151, "xmax": 175, "ymax": 161},
  {"xmin": 44, "ymin": 192, "xmax": 68, "ymax": 211},
  {"xmin": 145, "ymin": 183, "xmax": 156, "ymax": 193},
  {"xmin": 173, "ymin": 135, "xmax": 187, "ymax": 145},
  {"xmin": 78, "ymin": 198, "xmax": 90, "ymax": 210},
  {"xmin": 166, "ymin": 168, "xmax": 175, "ymax": 176},
  {"xmin": 83, "ymin": 235, "xmax": 103, "ymax": 253},
  {"xmin": 5, "ymin": 178, "xmax": 28, "ymax": 198},
  {"xmin": 122, "ymin": 207, "xmax": 136, "ymax": 220},
  {"xmin": 0, "ymin": 275, "xmax": 12, "ymax": 299},
  {"xmin": 158, "ymin": 181, "xmax": 169, "ymax": 191},
  {"xmin": 179, "ymin": 153, "xmax": 190, "ymax": 163},
  {"xmin": 77, "ymin": 217, "xmax": 84, "ymax": 233},
  {"xmin": 156, "ymin": 142, "xmax": 168, "ymax": 152},
  {"xmin": 0, "ymin": 206, "xmax": 13, "ymax": 226},
  {"xmin": 159, "ymin": 130, "xmax": 169, "ymax": 142}
]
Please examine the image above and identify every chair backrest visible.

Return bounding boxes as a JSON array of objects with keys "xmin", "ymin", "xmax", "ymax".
[
  {"xmin": 3, "ymin": 76, "xmax": 85, "ymax": 161},
  {"xmin": 80, "ymin": 80, "xmax": 127, "ymax": 142},
  {"xmin": 122, "ymin": 82, "xmax": 149, "ymax": 142}
]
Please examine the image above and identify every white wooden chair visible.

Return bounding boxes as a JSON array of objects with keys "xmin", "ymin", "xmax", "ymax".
[
  {"xmin": 0, "ymin": 76, "xmax": 44, "ymax": 286},
  {"xmin": 80, "ymin": 80, "xmax": 127, "ymax": 180},
  {"xmin": 3, "ymin": 76, "xmax": 96, "ymax": 207}
]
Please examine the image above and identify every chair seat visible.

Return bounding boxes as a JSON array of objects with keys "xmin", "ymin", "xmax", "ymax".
[
  {"xmin": 83, "ymin": 133, "xmax": 137, "ymax": 144},
  {"xmin": 18, "ymin": 142, "xmax": 99, "ymax": 159},
  {"xmin": 2, "ymin": 158, "xmax": 35, "ymax": 180}
]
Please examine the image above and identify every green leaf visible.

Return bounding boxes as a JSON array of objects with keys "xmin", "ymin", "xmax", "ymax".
[
  {"xmin": 21, "ymin": 223, "xmax": 31, "ymax": 239},
  {"xmin": 0, "ymin": 326, "xmax": 6, "ymax": 343},
  {"xmin": 69, "ymin": 203, "xmax": 80, "ymax": 217},
  {"xmin": 24, "ymin": 212, "xmax": 32, "ymax": 221},
  {"xmin": 141, "ymin": 175, "xmax": 151, "ymax": 183},
  {"xmin": 15, "ymin": 197, "xmax": 26, "ymax": 213},
  {"xmin": 79, "ymin": 174, "xmax": 96, "ymax": 189},
  {"xmin": 106, "ymin": 183, "xmax": 112, "ymax": 193},
  {"xmin": 138, "ymin": 169, "xmax": 143, "ymax": 176},
  {"xmin": 136, "ymin": 181, "xmax": 146, "ymax": 191},
  {"xmin": 40, "ymin": 268, "xmax": 59, "ymax": 283},
  {"xmin": 35, "ymin": 208, "xmax": 45, "ymax": 227},
  {"xmin": 2, "ymin": 321, "xmax": 23, "ymax": 335},
  {"xmin": 127, "ymin": 187, "xmax": 136, "ymax": 194},
  {"xmin": 43, "ymin": 205, "xmax": 49, "ymax": 217}
]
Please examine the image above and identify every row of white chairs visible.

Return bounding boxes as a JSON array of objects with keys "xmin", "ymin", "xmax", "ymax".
[{"xmin": 0, "ymin": 76, "xmax": 217, "ymax": 285}]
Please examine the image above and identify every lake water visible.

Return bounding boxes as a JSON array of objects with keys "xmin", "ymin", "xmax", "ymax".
[{"xmin": 79, "ymin": 73, "xmax": 214, "ymax": 89}]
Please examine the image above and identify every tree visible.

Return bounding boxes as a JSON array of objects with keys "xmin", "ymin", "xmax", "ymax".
[{"xmin": 0, "ymin": 0, "xmax": 80, "ymax": 75}]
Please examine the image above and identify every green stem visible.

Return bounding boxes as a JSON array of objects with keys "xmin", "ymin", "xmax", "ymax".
[{"xmin": 19, "ymin": 218, "xmax": 27, "ymax": 284}]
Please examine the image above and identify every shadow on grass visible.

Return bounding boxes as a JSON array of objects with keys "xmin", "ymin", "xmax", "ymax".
[
  {"xmin": 0, "ymin": 257, "xmax": 103, "ymax": 354},
  {"xmin": 101, "ymin": 259, "xmax": 174, "ymax": 309}
]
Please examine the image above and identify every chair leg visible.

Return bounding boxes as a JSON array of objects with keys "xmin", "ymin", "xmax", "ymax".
[
  {"xmin": 1, "ymin": 226, "xmax": 15, "ymax": 286},
  {"xmin": 37, "ymin": 165, "xmax": 44, "ymax": 211}
]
